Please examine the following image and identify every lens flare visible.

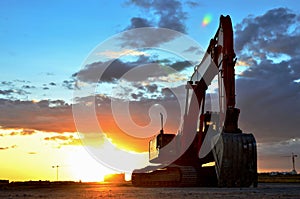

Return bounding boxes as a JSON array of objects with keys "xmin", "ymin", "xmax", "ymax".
[{"xmin": 202, "ymin": 14, "xmax": 212, "ymax": 27}]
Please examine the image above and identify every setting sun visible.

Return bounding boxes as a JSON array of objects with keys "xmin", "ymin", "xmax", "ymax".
[
  {"xmin": 0, "ymin": 128, "xmax": 121, "ymax": 182},
  {"xmin": 67, "ymin": 146, "xmax": 116, "ymax": 182}
]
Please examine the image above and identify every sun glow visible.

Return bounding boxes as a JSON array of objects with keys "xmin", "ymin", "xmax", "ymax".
[
  {"xmin": 81, "ymin": 132, "xmax": 149, "ymax": 171},
  {"xmin": 0, "ymin": 128, "xmax": 122, "ymax": 182},
  {"xmin": 67, "ymin": 146, "xmax": 116, "ymax": 182},
  {"xmin": 66, "ymin": 134, "xmax": 148, "ymax": 182}
]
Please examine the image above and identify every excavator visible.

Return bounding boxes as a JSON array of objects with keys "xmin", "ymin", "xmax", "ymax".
[{"xmin": 131, "ymin": 15, "xmax": 257, "ymax": 187}]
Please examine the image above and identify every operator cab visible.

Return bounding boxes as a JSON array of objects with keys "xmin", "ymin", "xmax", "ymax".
[
  {"xmin": 149, "ymin": 113, "xmax": 177, "ymax": 163},
  {"xmin": 149, "ymin": 132, "xmax": 176, "ymax": 163}
]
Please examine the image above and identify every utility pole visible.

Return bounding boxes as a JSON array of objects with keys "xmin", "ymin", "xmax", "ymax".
[{"xmin": 52, "ymin": 165, "xmax": 60, "ymax": 181}]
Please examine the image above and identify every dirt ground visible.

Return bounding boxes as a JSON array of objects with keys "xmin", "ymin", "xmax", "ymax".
[{"xmin": 1, "ymin": 183, "xmax": 300, "ymax": 199}]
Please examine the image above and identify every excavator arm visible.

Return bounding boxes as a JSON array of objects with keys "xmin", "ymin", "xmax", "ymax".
[{"xmin": 190, "ymin": 15, "xmax": 239, "ymax": 134}]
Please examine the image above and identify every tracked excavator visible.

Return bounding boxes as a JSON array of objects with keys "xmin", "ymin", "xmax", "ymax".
[{"xmin": 131, "ymin": 15, "xmax": 257, "ymax": 187}]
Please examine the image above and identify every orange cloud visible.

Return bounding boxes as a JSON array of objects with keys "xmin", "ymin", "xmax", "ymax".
[
  {"xmin": 44, "ymin": 135, "xmax": 71, "ymax": 141},
  {"xmin": 0, "ymin": 99, "xmax": 76, "ymax": 133},
  {"xmin": 20, "ymin": 129, "xmax": 36, "ymax": 135},
  {"xmin": 8, "ymin": 129, "xmax": 36, "ymax": 136},
  {"xmin": 0, "ymin": 145, "xmax": 17, "ymax": 150},
  {"xmin": 0, "ymin": 96, "xmax": 182, "ymax": 153},
  {"xmin": 44, "ymin": 134, "xmax": 82, "ymax": 147}
]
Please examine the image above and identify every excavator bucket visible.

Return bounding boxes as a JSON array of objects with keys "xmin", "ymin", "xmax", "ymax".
[{"xmin": 212, "ymin": 132, "xmax": 258, "ymax": 187}]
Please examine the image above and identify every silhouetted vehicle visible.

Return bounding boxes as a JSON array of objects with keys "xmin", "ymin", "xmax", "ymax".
[{"xmin": 132, "ymin": 15, "xmax": 257, "ymax": 187}]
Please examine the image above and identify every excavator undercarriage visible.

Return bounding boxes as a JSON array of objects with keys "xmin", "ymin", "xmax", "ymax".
[{"xmin": 132, "ymin": 132, "xmax": 257, "ymax": 187}]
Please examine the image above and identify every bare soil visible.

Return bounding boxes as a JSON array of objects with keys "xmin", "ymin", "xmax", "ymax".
[{"xmin": 0, "ymin": 183, "xmax": 300, "ymax": 199}]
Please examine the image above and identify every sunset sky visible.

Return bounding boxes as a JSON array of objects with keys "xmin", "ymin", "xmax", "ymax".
[{"xmin": 1, "ymin": 0, "xmax": 300, "ymax": 182}]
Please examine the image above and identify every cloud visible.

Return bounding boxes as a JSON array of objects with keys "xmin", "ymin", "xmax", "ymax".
[
  {"xmin": 234, "ymin": 8, "xmax": 300, "ymax": 143},
  {"xmin": 126, "ymin": 17, "xmax": 153, "ymax": 29},
  {"xmin": 128, "ymin": 83, "xmax": 159, "ymax": 100},
  {"xmin": 169, "ymin": 61, "xmax": 192, "ymax": 71},
  {"xmin": 127, "ymin": 0, "xmax": 187, "ymax": 32},
  {"xmin": 71, "ymin": 91, "xmax": 186, "ymax": 152},
  {"xmin": 62, "ymin": 79, "xmax": 77, "ymax": 90},
  {"xmin": 74, "ymin": 56, "xmax": 192, "ymax": 84},
  {"xmin": 20, "ymin": 129, "xmax": 36, "ymax": 135},
  {"xmin": 44, "ymin": 135, "xmax": 72, "ymax": 141},
  {"xmin": 14, "ymin": 79, "xmax": 30, "ymax": 84},
  {"xmin": 0, "ymin": 99, "xmax": 75, "ymax": 133},
  {"xmin": 46, "ymin": 72, "xmax": 54, "ymax": 76},
  {"xmin": 144, "ymin": 84, "xmax": 158, "ymax": 93},
  {"xmin": 0, "ymin": 89, "xmax": 30, "ymax": 96},
  {"xmin": 0, "ymin": 92, "xmax": 181, "ymax": 152},
  {"xmin": 44, "ymin": 134, "xmax": 82, "ymax": 145},
  {"xmin": 22, "ymin": 85, "xmax": 36, "ymax": 89},
  {"xmin": 44, "ymin": 134, "xmax": 82, "ymax": 147},
  {"xmin": 235, "ymin": 8, "xmax": 299, "ymax": 56},
  {"xmin": 0, "ymin": 85, "xmax": 182, "ymax": 152},
  {"xmin": 121, "ymin": 0, "xmax": 189, "ymax": 48},
  {"xmin": 98, "ymin": 98, "xmax": 182, "ymax": 151},
  {"xmin": 9, "ymin": 131, "xmax": 18, "ymax": 136},
  {"xmin": 257, "ymin": 138, "xmax": 300, "ymax": 171},
  {"xmin": 1, "ymin": 81, "xmax": 13, "ymax": 86},
  {"xmin": 0, "ymin": 129, "xmax": 36, "ymax": 137},
  {"xmin": 183, "ymin": 46, "xmax": 204, "ymax": 55},
  {"xmin": 0, "ymin": 81, "xmax": 34, "ymax": 100},
  {"xmin": 96, "ymin": 49, "xmax": 150, "ymax": 59},
  {"xmin": 0, "ymin": 145, "xmax": 17, "ymax": 150},
  {"xmin": 258, "ymin": 138, "xmax": 300, "ymax": 157},
  {"xmin": 119, "ymin": 27, "xmax": 184, "ymax": 48},
  {"xmin": 73, "ymin": 58, "xmax": 139, "ymax": 83},
  {"xmin": 185, "ymin": 1, "xmax": 201, "ymax": 8},
  {"xmin": 74, "ymin": 56, "xmax": 150, "ymax": 83},
  {"xmin": 131, "ymin": 92, "xmax": 144, "ymax": 100},
  {"xmin": 0, "ymin": 89, "xmax": 15, "ymax": 95}
]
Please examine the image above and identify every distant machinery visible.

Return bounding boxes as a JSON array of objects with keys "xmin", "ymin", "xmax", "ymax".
[
  {"xmin": 104, "ymin": 173, "xmax": 126, "ymax": 183},
  {"xmin": 291, "ymin": 153, "xmax": 298, "ymax": 174},
  {"xmin": 282, "ymin": 153, "xmax": 298, "ymax": 174}
]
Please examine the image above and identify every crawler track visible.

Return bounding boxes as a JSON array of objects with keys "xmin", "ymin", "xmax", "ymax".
[{"xmin": 132, "ymin": 165, "xmax": 198, "ymax": 187}]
